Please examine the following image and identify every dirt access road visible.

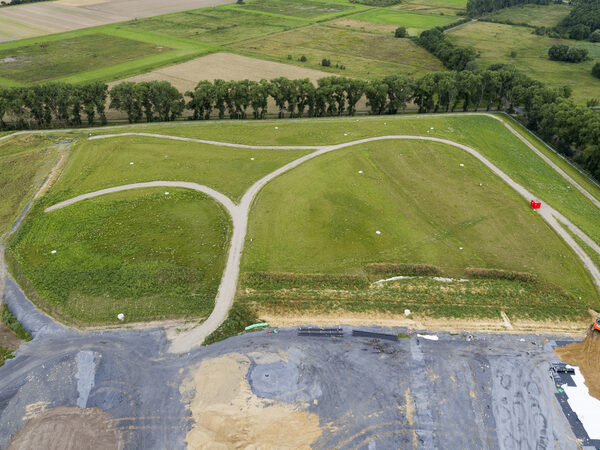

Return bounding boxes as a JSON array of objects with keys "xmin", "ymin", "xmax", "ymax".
[
  {"xmin": 46, "ymin": 119, "xmax": 600, "ymax": 352},
  {"xmin": 0, "ymin": 0, "xmax": 234, "ymax": 41}
]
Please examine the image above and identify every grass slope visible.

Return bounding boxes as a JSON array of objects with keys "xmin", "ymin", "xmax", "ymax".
[
  {"xmin": 242, "ymin": 140, "xmax": 595, "ymax": 303},
  {"xmin": 8, "ymin": 189, "xmax": 231, "ymax": 325},
  {"xmin": 49, "ymin": 136, "xmax": 311, "ymax": 202},
  {"xmin": 88, "ymin": 115, "xmax": 600, "ymax": 248},
  {"xmin": 0, "ymin": 135, "xmax": 60, "ymax": 235},
  {"xmin": 448, "ymin": 21, "xmax": 600, "ymax": 104}
]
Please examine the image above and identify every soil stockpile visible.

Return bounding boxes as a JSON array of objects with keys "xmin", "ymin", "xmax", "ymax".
[
  {"xmin": 8, "ymin": 406, "xmax": 122, "ymax": 450},
  {"xmin": 180, "ymin": 353, "xmax": 322, "ymax": 449},
  {"xmin": 556, "ymin": 324, "xmax": 600, "ymax": 400}
]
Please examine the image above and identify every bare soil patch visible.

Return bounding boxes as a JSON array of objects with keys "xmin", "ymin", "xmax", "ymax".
[
  {"xmin": 259, "ymin": 311, "xmax": 590, "ymax": 336},
  {"xmin": 180, "ymin": 352, "xmax": 322, "ymax": 448},
  {"xmin": 555, "ymin": 324, "xmax": 600, "ymax": 400},
  {"xmin": 8, "ymin": 406, "xmax": 122, "ymax": 450},
  {"xmin": 111, "ymin": 52, "xmax": 334, "ymax": 93}
]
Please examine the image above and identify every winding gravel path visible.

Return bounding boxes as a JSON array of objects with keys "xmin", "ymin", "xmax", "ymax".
[{"xmin": 45, "ymin": 135, "xmax": 600, "ymax": 352}]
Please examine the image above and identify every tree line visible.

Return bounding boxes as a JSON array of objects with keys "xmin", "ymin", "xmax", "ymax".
[
  {"xmin": 466, "ymin": 0, "xmax": 553, "ymax": 17},
  {"xmin": 556, "ymin": 0, "xmax": 600, "ymax": 40},
  {"xmin": 0, "ymin": 68, "xmax": 599, "ymax": 180}
]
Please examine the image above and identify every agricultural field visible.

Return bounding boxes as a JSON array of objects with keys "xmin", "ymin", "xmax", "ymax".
[
  {"xmin": 4, "ymin": 114, "xmax": 599, "ymax": 326},
  {"xmin": 484, "ymin": 3, "xmax": 571, "ymax": 28},
  {"xmin": 0, "ymin": 33, "xmax": 169, "ymax": 85},
  {"xmin": 0, "ymin": 0, "xmax": 233, "ymax": 41},
  {"xmin": 122, "ymin": 7, "xmax": 306, "ymax": 45},
  {"xmin": 393, "ymin": 0, "xmax": 467, "ymax": 16},
  {"xmin": 238, "ymin": 0, "xmax": 357, "ymax": 20},
  {"xmin": 347, "ymin": 9, "xmax": 457, "ymax": 36},
  {"xmin": 110, "ymin": 53, "xmax": 333, "ymax": 93},
  {"xmin": 448, "ymin": 21, "xmax": 600, "ymax": 103},
  {"xmin": 8, "ymin": 189, "xmax": 231, "ymax": 324},
  {"xmin": 233, "ymin": 24, "xmax": 445, "ymax": 78}
]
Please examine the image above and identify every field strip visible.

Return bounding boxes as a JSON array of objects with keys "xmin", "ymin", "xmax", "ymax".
[{"xmin": 43, "ymin": 135, "xmax": 600, "ymax": 352}]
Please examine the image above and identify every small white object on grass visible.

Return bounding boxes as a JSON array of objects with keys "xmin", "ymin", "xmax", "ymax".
[
  {"xmin": 250, "ymin": 157, "xmax": 255, "ymax": 160},
  {"xmin": 375, "ymin": 230, "xmax": 381, "ymax": 235},
  {"xmin": 384, "ymin": 122, "xmax": 386, "ymax": 125},
  {"xmin": 479, "ymin": 183, "xmax": 482, "ymax": 186},
  {"xmin": 117, "ymin": 313, "xmax": 124, "ymax": 321},
  {"xmin": 430, "ymin": 127, "xmax": 434, "ymax": 130},
  {"xmin": 164, "ymin": 192, "xmax": 169, "ymax": 195},
  {"xmin": 274, "ymin": 126, "xmax": 279, "ymax": 130},
  {"xmin": 358, "ymin": 170, "xmax": 363, "ymax": 174},
  {"xmin": 51, "ymin": 250, "xmax": 57, "ymax": 254},
  {"xmin": 129, "ymin": 162, "xmax": 134, "ymax": 165},
  {"xmin": 459, "ymin": 247, "xmax": 463, "ymax": 250},
  {"xmin": 459, "ymin": 163, "xmax": 464, "ymax": 167},
  {"xmin": 344, "ymin": 133, "xmax": 348, "ymax": 136},
  {"xmin": 404, "ymin": 309, "xmax": 411, "ymax": 316}
]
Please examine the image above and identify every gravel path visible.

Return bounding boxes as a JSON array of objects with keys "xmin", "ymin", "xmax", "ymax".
[{"xmin": 45, "ymin": 135, "xmax": 600, "ymax": 352}]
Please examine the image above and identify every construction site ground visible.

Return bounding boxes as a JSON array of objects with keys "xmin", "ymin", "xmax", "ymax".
[{"xmin": 0, "ymin": 277, "xmax": 592, "ymax": 449}]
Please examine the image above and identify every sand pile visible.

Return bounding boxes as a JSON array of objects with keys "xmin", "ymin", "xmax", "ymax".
[
  {"xmin": 556, "ymin": 323, "xmax": 600, "ymax": 400},
  {"xmin": 180, "ymin": 353, "xmax": 322, "ymax": 449},
  {"xmin": 8, "ymin": 406, "xmax": 122, "ymax": 450}
]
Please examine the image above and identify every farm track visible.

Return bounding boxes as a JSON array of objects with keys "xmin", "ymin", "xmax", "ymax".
[{"xmin": 44, "ymin": 128, "xmax": 600, "ymax": 352}]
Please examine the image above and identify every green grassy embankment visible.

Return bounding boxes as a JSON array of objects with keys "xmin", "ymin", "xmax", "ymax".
[
  {"xmin": 0, "ymin": 134, "xmax": 61, "ymax": 235},
  {"xmin": 240, "ymin": 139, "xmax": 597, "ymax": 320},
  {"xmin": 7, "ymin": 189, "xmax": 231, "ymax": 325}
]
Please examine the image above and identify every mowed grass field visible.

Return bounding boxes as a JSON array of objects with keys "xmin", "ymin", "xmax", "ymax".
[
  {"xmin": 48, "ymin": 137, "xmax": 311, "ymax": 202},
  {"xmin": 8, "ymin": 189, "xmax": 231, "ymax": 325},
  {"xmin": 88, "ymin": 115, "xmax": 600, "ymax": 246},
  {"xmin": 241, "ymin": 140, "xmax": 596, "ymax": 318},
  {"xmin": 0, "ymin": 135, "xmax": 61, "ymax": 235},
  {"xmin": 348, "ymin": 9, "xmax": 456, "ymax": 36},
  {"xmin": 484, "ymin": 3, "xmax": 570, "ymax": 28},
  {"xmin": 448, "ymin": 21, "xmax": 600, "ymax": 103},
  {"xmin": 233, "ymin": 24, "xmax": 445, "ymax": 78}
]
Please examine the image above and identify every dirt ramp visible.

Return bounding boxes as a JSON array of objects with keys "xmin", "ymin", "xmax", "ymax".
[
  {"xmin": 556, "ymin": 324, "xmax": 600, "ymax": 400},
  {"xmin": 180, "ymin": 353, "xmax": 322, "ymax": 449},
  {"xmin": 8, "ymin": 406, "xmax": 122, "ymax": 450}
]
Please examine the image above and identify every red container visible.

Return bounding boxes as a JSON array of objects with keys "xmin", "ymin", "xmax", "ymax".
[{"xmin": 530, "ymin": 200, "xmax": 542, "ymax": 209}]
